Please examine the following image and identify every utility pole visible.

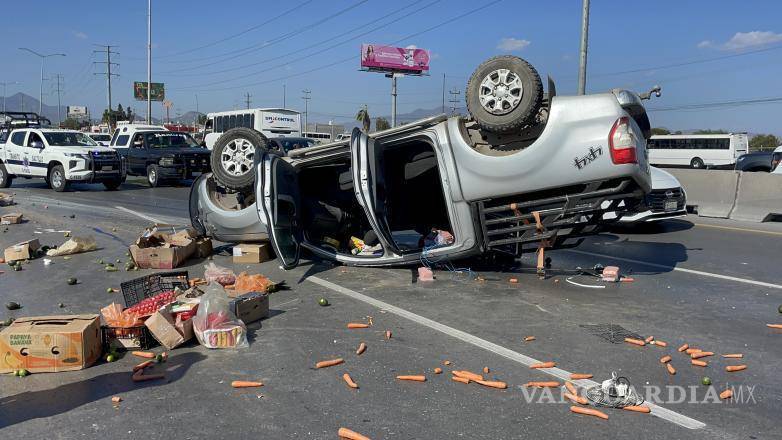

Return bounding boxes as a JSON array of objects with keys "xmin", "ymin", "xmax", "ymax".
[
  {"xmin": 301, "ymin": 89, "xmax": 311, "ymax": 135},
  {"xmin": 18, "ymin": 48, "xmax": 65, "ymax": 115},
  {"xmin": 577, "ymin": 0, "xmax": 590, "ymax": 95},
  {"xmin": 1, "ymin": 81, "xmax": 19, "ymax": 113},
  {"xmin": 51, "ymin": 74, "xmax": 64, "ymax": 126},
  {"xmin": 194, "ymin": 94, "xmax": 199, "ymax": 130},
  {"xmin": 244, "ymin": 92, "xmax": 252, "ymax": 109},
  {"xmin": 147, "ymin": 0, "xmax": 153, "ymax": 123},
  {"xmin": 93, "ymin": 45, "xmax": 119, "ymax": 128},
  {"xmin": 283, "ymin": 84, "xmax": 286, "ymax": 108},
  {"xmin": 448, "ymin": 88, "xmax": 461, "ymax": 115},
  {"xmin": 441, "ymin": 73, "xmax": 446, "ymax": 114},
  {"xmin": 388, "ymin": 73, "xmax": 400, "ymax": 127}
]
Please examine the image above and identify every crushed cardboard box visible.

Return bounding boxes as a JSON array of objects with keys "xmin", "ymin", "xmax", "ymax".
[
  {"xmin": 4, "ymin": 239, "xmax": 41, "ymax": 262},
  {"xmin": 233, "ymin": 242, "xmax": 271, "ymax": 264},
  {"xmin": 195, "ymin": 237, "xmax": 213, "ymax": 259},
  {"xmin": 229, "ymin": 292, "xmax": 269, "ymax": 325},
  {"xmin": 129, "ymin": 225, "xmax": 197, "ymax": 269},
  {"xmin": 1, "ymin": 213, "xmax": 23, "ymax": 225},
  {"xmin": 0, "ymin": 193, "xmax": 13, "ymax": 206},
  {"xmin": 144, "ymin": 307, "xmax": 194, "ymax": 350}
]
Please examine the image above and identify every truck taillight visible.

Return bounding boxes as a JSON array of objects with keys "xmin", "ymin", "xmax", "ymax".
[{"xmin": 608, "ymin": 117, "xmax": 637, "ymax": 165}]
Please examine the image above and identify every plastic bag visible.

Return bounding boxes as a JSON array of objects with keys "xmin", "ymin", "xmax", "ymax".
[
  {"xmin": 47, "ymin": 236, "xmax": 97, "ymax": 256},
  {"xmin": 192, "ymin": 286, "xmax": 248, "ymax": 349},
  {"xmin": 203, "ymin": 262, "xmax": 236, "ymax": 286},
  {"xmin": 228, "ymin": 272, "xmax": 277, "ymax": 294},
  {"xmin": 100, "ymin": 303, "xmax": 142, "ymax": 328}
]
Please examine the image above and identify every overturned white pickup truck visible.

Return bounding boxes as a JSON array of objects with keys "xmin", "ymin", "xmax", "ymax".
[{"xmin": 190, "ymin": 56, "xmax": 655, "ymax": 268}]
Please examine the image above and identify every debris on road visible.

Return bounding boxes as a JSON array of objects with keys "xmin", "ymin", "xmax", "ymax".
[
  {"xmin": 226, "ymin": 272, "xmax": 278, "ymax": 295},
  {"xmin": 4, "ymin": 239, "xmax": 40, "ymax": 261},
  {"xmin": 564, "ymin": 382, "xmax": 578, "ymax": 395},
  {"xmin": 5, "ymin": 301, "xmax": 20, "ymax": 310},
  {"xmin": 231, "ymin": 380, "xmax": 263, "ymax": 388},
  {"xmin": 564, "ymin": 393, "xmax": 588, "ymax": 405},
  {"xmin": 337, "ymin": 427, "xmax": 371, "ymax": 440},
  {"xmin": 524, "ymin": 336, "xmax": 536, "ymax": 342},
  {"xmin": 722, "ymin": 354, "xmax": 743, "ymax": 358},
  {"xmin": 701, "ymin": 377, "xmax": 712, "ymax": 386},
  {"xmin": 192, "ymin": 287, "xmax": 248, "ymax": 349},
  {"xmin": 347, "ymin": 322, "xmax": 370, "ymax": 329},
  {"xmin": 453, "ymin": 370, "xmax": 484, "ymax": 381},
  {"xmin": 720, "ymin": 389, "xmax": 733, "ymax": 400},
  {"xmin": 660, "ymin": 355, "xmax": 672, "ymax": 364},
  {"xmin": 385, "ymin": 330, "xmax": 392, "ymax": 339},
  {"xmin": 111, "ymin": 396, "xmax": 122, "ymax": 403},
  {"xmin": 417, "ymin": 266, "xmax": 434, "ymax": 281},
  {"xmin": 691, "ymin": 359, "xmax": 708, "ymax": 367},
  {"xmin": 766, "ymin": 324, "xmax": 782, "ymax": 329},
  {"xmin": 355, "ymin": 342, "xmax": 367, "ymax": 355},
  {"xmin": 132, "ymin": 351, "xmax": 156, "ymax": 359},
  {"xmin": 622, "ymin": 405, "xmax": 651, "ymax": 413},
  {"xmin": 130, "ymin": 225, "xmax": 198, "ymax": 269},
  {"xmin": 46, "ymin": 236, "xmax": 97, "ymax": 256},
  {"xmin": 570, "ymin": 406, "xmax": 608, "ymax": 420},
  {"xmin": 666, "ymin": 364, "xmax": 676, "ymax": 375},
  {"xmin": 452, "ymin": 376, "xmax": 470, "ymax": 384},
  {"xmin": 315, "ymin": 358, "xmax": 344, "ymax": 369},
  {"xmin": 624, "ymin": 338, "xmax": 646, "ymax": 347},
  {"xmin": 433, "ymin": 367, "xmax": 442, "ymax": 374},
  {"xmin": 232, "ymin": 242, "xmax": 271, "ymax": 264},
  {"xmin": 570, "ymin": 373, "xmax": 593, "ymax": 380},
  {"xmin": 474, "ymin": 379, "xmax": 507, "ymax": 389},
  {"xmin": 318, "ymin": 297, "xmax": 330, "ymax": 307},
  {"xmin": 725, "ymin": 365, "xmax": 747, "ymax": 372},
  {"xmin": 343, "ymin": 373, "xmax": 359, "ymax": 389},
  {"xmin": 483, "ymin": 366, "xmax": 490, "ymax": 374},
  {"xmin": 524, "ymin": 381, "xmax": 560, "ymax": 388},
  {"xmin": 691, "ymin": 351, "xmax": 714, "ymax": 359},
  {"xmin": 1, "ymin": 212, "xmax": 23, "ymax": 225},
  {"xmin": 396, "ymin": 375, "xmax": 426, "ymax": 382},
  {"xmin": 530, "ymin": 361, "xmax": 556, "ymax": 369}
]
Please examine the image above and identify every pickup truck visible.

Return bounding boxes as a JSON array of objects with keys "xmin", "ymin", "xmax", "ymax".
[
  {"xmin": 735, "ymin": 151, "xmax": 773, "ymax": 172},
  {"xmin": 0, "ymin": 112, "xmax": 125, "ymax": 191},
  {"xmin": 109, "ymin": 124, "xmax": 211, "ymax": 187}
]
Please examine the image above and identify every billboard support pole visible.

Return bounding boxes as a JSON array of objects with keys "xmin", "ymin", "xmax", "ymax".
[
  {"xmin": 147, "ymin": 0, "xmax": 152, "ymax": 124},
  {"xmin": 389, "ymin": 73, "xmax": 397, "ymax": 128},
  {"xmin": 577, "ymin": 0, "xmax": 590, "ymax": 95}
]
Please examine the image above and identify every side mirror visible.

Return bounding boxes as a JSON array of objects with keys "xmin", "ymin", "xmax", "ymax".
[{"xmin": 30, "ymin": 141, "xmax": 44, "ymax": 149}]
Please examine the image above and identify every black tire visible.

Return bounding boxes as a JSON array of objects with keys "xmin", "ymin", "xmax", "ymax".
[
  {"xmin": 48, "ymin": 165, "xmax": 69, "ymax": 192},
  {"xmin": 690, "ymin": 157, "xmax": 705, "ymax": 169},
  {"xmin": 0, "ymin": 163, "xmax": 12, "ymax": 188},
  {"xmin": 466, "ymin": 55, "xmax": 543, "ymax": 134},
  {"xmin": 147, "ymin": 164, "xmax": 161, "ymax": 187},
  {"xmin": 189, "ymin": 174, "xmax": 207, "ymax": 237},
  {"xmin": 103, "ymin": 180, "xmax": 122, "ymax": 191},
  {"xmin": 210, "ymin": 127, "xmax": 267, "ymax": 191}
]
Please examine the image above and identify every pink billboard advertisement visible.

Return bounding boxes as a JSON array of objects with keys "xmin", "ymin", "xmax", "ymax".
[{"xmin": 360, "ymin": 44, "xmax": 430, "ymax": 74}]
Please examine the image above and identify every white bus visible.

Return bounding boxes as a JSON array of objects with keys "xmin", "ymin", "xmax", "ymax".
[
  {"xmin": 647, "ymin": 133, "xmax": 748, "ymax": 169},
  {"xmin": 303, "ymin": 131, "xmax": 332, "ymax": 143},
  {"xmin": 203, "ymin": 108, "xmax": 301, "ymax": 150}
]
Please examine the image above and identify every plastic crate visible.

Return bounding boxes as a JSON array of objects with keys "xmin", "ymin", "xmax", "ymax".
[
  {"xmin": 120, "ymin": 271, "xmax": 190, "ymax": 308},
  {"xmin": 101, "ymin": 325, "xmax": 158, "ymax": 352}
]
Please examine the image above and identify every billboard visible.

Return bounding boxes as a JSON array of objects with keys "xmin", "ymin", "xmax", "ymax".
[
  {"xmin": 133, "ymin": 82, "xmax": 165, "ymax": 101},
  {"xmin": 66, "ymin": 106, "xmax": 88, "ymax": 117},
  {"xmin": 360, "ymin": 44, "xmax": 430, "ymax": 74}
]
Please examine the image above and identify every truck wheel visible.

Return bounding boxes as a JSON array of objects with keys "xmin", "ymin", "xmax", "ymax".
[
  {"xmin": 210, "ymin": 127, "xmax": 267, "ymax": 191},
  {"xmin": 147, "ymin": 165, "xmax": 161, "ymax": 187},
  {"xmin": 0, "ymin": 163, "xmax": 12, "ymax": 188},
  {"xmin": 103, "ymin": 179, "xmax": 122, "ymax": 191},
  {"xmin": 466, "ymin": 55, "xmax": 543, "ymax": 134},
  {"xmin": 49, "ymin": 165, "xmax": 69, "ymax": 192},
  {"xmin": 690, "ymin": 157, "xmax": 705, "ymax": 169}
]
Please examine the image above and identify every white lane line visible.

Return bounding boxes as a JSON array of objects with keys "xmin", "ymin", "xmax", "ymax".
[
  {"xmin": 114, "ymin": 206, "xmax": 188, "ymax": 225},
  {"xmin": 564, "ymin": 249, "xmax": 782, "ymax": 290},
  {"xmin": 307, "ymin": 275, "xmax": 706, "ymax": 430}
]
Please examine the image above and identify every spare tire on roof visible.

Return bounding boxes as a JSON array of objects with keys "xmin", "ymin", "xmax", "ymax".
[{"xmin": 210, "ymin": 127, "xmax": 267, "ymax": 191}]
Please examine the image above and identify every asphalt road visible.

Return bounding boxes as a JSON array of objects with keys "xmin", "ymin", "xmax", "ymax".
[{"xmin": 1, "ymin": 181, "xmax": 781, "ymax": 440}]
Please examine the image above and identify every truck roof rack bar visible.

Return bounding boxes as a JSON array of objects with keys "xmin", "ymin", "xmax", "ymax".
[{"xmin": 0, "ymin": 111, "xmax": 52, "ymax": 129}]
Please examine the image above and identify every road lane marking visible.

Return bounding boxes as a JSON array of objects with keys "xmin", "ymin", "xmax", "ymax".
[
  {"xmin": 308, "ymin": 275, "xmax": 707, "ymax": 430},
  {"xmin": 694, "ymin": 222, "xmax": 782, "ymax": 237},
  {"xmin": 115, "ymin": 206, "xmax": 164, "ymax": 223},
  {"xmin": 564, "ymin": 249, "xmax": 782, "ymax": 290}
]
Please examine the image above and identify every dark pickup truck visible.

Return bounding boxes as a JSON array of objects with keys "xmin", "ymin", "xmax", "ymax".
[
  {"xmin": 115, "ymin": 130, "xmax": 211, "ymax": 187},
  {"xmin": 735, "ymin": 151, "xmax": 773, "ymax": 172}
]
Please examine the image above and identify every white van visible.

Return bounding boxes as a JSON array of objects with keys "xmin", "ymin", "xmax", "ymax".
[
  {"xmin": 647, "ymin": 133, "xmax": 748, "ymax": 169},
  {"xmin": 204, "ymin": 108, "xmax": 301, "ymax": 150}
]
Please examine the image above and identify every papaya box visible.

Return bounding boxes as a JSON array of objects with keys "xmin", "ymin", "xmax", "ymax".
[{"xmin": 0, "ymin": 314, "xmax": 102, "ymax": 374}]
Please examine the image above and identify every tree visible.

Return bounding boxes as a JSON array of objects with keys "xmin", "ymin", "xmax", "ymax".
[
  {"xmin": 126, "ymin": 106, "xmax": 135, "ymax": 122},
  {"xmin": 651, "ymin": 127, "xmax": 670, "ymax": 135},
  {"xmin": 355, "ymin": 105, "xmax": 370, "ymax": 132},
  {"xmin": 198, "ymin": 114, "xmax": 208, "ymax": 125},
  {"xmin": 693, "ymin": 129, "xmax": 728, "ymax": 134},
  {"xmin": 673, "ymin": 130, "xmax": 683, "ymax": 135},
  {"xmin": 375, "ymin": 117, "xmax": 391, "ymax": 131},
  {"xmin": 749, "ymin": 134, "xmax": 780, "ymax": 151},
  {"xmin": 61, "ymin": 118, "xmax": 82, "ymax": 130}
]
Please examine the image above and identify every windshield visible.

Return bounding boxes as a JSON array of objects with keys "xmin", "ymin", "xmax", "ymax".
[
  {"xmin": 43, "ymin": 132, "xmax": 97, "ymax": 147},
  {"xmin": 90, "ymin": 134, "xmax": 111, "ymax": 141},
  {"xmin": 276, "ymin": 138, "xmax": 316, "ymax": 152},
  {"xmin": 144, "ymin": 132, "xmax": 200, "ymax": 148}
]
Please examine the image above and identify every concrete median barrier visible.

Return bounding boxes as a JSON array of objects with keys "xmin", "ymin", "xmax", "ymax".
[
  {"xmin": 665, "ymin": 169, "xmax": 739, "ymax": 218},
  {"xmin": 730, "ymin": 172, "xmax": 782, "ymax": 222}
]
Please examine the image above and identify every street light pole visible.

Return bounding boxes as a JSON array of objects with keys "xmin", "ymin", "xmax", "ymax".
[
  {"xmin": 147, "ymin": 0, "xmax": 153, "ymax": 124},
  {"xmin": 577, "ymin": 0, "xmax": 590, "ymax": 95},
  {"xmin": 19, "ymin": 48, "xmax": 66, "ymax": 115}
]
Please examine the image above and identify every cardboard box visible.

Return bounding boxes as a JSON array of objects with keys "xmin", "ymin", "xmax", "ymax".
[
  {"xmin": 0, "ymin": 192, "xmax": 13, "ymax": 206},
  {"xmin": 129, "ymin": 225, "xmax": 197, "ymax": 269},
  {"xmin": 1, "ymin": 213, "xmax": 23, "ymax": 225},
  {"xmin": 195, "ymin": 237, "xmax": 213, "ymax": 259},
  {"xmin": 0, "ymin": 314, "xmax": 101, "ymax": 373},
  {"xmin": 4, "ymin": 239, "xmax": 40, "ymax": 262},
  {"xmin": 233, "ymin": 243, "xmax": 271, "ymax": 264},
  {"xmin": 144, "ymin": 308, "xmax": 194, "ymax": 350},
  {"xmin": 229, "ymin": 292, "xmax": 269, "ymax": 325}
]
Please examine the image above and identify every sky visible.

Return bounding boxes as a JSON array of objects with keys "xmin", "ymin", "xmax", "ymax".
[{"xmin": 1, "ymin": 0, "xmax": 781, "ymax": 133}]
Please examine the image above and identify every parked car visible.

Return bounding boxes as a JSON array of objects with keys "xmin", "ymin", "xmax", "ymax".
[
  {"xmin": 772, "ymin": 146, "xmax": 782, "ymax": 174},
  {"xmin": 0, "ymin": 112, "xmax": 125, "ymax": 191},
  {"xmin": 189, "ymin": 56, "xmax": 654, "ymax": 268},
  {"xmin": 86, "ymin": 132, "xmax": 112, "ymax": 146},
  {"xmin": 603, "ymin": 167, "xmax": 686, "ymax": 223},
  {"xmin": 735, "ymin": 151, "xmax": 773, "ymax": 172},
  {"xmin": 268, "ymin": 137, "xmax": 317, "ymax": 154}
]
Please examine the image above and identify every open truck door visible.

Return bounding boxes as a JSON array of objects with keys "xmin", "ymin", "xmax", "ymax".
[{"xmin": 256, "ymin": 153, "xmax": 302, "ymax": 269}]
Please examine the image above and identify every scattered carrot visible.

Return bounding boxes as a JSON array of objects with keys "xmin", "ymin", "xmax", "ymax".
[
  {"xmin": 726, "ymin": 365, "xmax": 746, "ymax": 372},
  {"xmin": 722, "ymin": 354, "xmax": 743, "ymax": 359},
  {"xmin": 452, "ymin": 370, "xmax": 484, "ymax": 381},
  {"xmin": 660, "ymin": 355, "xmax": 672, "ymax": 364},
  {"xmin": 315, "ymin": 358, "xmax": 344, "ymax": 369},
  {"xmin": 396, "ymin": 375, "xmax": 426, "ymax": 382},
  {"xmin": 524, "ymin": 336, "xmax": 536, "ymax": 342},
  {"xmin": 232, "ymin": 380, "xmax": 263, "ymax": 388},
  {"xmin": 644, "ymin": 336, "xmax": 654, "ymax": 343},
  {"xmin": 564, "ymin": 392, "xmax": 589, "ymax": 405},
  {"xmin": 570, "ymin": 373, "xmax": 593, "ymax": 380},
  {"xmin": 766, "ymin": 324, "xmax": 782, "ymax": 329},
  {"xmin": 343, "ymin": 373, "xmax": 359, "ymax": 389},
  {"xmin": 570, "ymin": 406, "xmax": 608, "ymax": 420},
  {"xmin": 623, "ymin": 405, "xmax": 651, "ymax": 413},
  {"xmin": 685, "ymin": 348, "xmax": 702, "ymax": 354},
  {"xmin": 111, "ymin": 396, "xmax": 122, "ymax": 403},
  {"xmin": 691, "ymin": 351, "xmax": 714, "ymax": 359},
  {"xmin": 509, "ymin": 278, "xmax": 518, "ymax": 284},
  {"xmin": 337, "ymin": 427, "xmax": 371, "ymax": 440},
  {"xmin": 691, "ymin": 359, "xmax": 708, "ymax": 367},
  {"xmin": 677, "ymin": 343, "xmax": 689, "ymax": 352},
  {"xmin": 564, "ymin": 382, "xmax": 578, "ymax": 395},
  {"xmin": 653, "ymin": 340, "xmax": 668, "ymax": 347},
  {"xmin": 530, "ymin": 361, "xmax": 556, "ymax": 369},
  {"xmin": 347, "ymin": 323, "xmax": 370, "ymax": 329},
  {"xmin": 720, "ymin": 389, "xmax": 733, "ymax": 400},
  {"xmin": 433, "ymin": 367, "xmax": 442, "ymax": 374},
  {"xmin": 131, "ymin": 351, "xmax": 155, "ymax": 359},
  {"xmin": 443, "ymin": 360, "xmax": 451, "ymax": 366},
  {"xmin": 451, "ymin": 376, "xmax": 470, "ymax": 384},
  {"xmin": 524, "ymin": 381, "xmax": 560, "ymax": 388},
  {"xmin": 483, "ymin": 367, "xmax": 490, "ymax": 374},
  {"xmin": 131, "ymin": 372, "xmax": 165, "ymax": 382},
  {"xmin": 133, "ymin": 360, "xmax": 154, "ymax": 372},
  {"xmin": 624, "ymin": 338, "xmax": 646, "ymax": 346},
  {"xmin": 666, "ymin": 364, "xmax": 676, "ymax": 375},
  {"xmin": 385, "ymin": 330, "xmax": 392, "ymax": 339},
  {"xmin": 474, "ymin": 379, "xmax": 507, "ymax": 389},
  {"xmin": 356, "ymin": 342, "xmax": 367, "ymax": 355}
]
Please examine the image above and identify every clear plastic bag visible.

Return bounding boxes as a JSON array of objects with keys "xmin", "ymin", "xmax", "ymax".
[
  {"xmin": 192, "ymin": 286, "xmax": 248, "ymax": 349},
  {"xmin": 229, "ymin": 272, "xmax": 277, "ymax": 294},
  {"xmin": 203, "ymin": 262, "xmax": 236, "ymax": 286}
]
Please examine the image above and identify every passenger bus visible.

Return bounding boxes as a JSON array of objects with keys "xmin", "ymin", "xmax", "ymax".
[
  {"xmin": 302, "ymin": 131, "xmax": 332, "ymax": 143},
  {"xmin": 203, "ymin": 108, "xmax": 301, "ymax": 150},
  {"xmin": 647, "ymin": 133, "xmax": 748, "ymax": 169}
]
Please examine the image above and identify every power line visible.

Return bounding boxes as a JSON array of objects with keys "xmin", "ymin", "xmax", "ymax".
[
  {"xmin": 244, "ymin": 92, "xmax": 252, "ymax": 109},
  {"xmin": 93, "ymin": 45, "xmax": 120, "ymax": 126},
  {"xmin": 51, "ymin": 74, "xmax": 65, "ymax": 125},
  {"xmin": 648, "ymin": 96, "xmax": 782, "ymax": 112},
  {"xmin": 301, "ymin": 89, "xmax": 311, "ymax": 132}
]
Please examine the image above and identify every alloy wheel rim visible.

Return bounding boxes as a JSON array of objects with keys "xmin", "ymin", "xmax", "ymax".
[
  {"xmin": 221, "ymin": 138, "xmax": 254, "ymax": 177},
  {"xmin": 479, "ymin": 68, "xmax": 523, "ymax": 115}
]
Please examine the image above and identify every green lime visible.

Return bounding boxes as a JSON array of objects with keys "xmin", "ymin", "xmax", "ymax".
[
  {"xmin": 155, "ymin": 354, "xmax": 164, "ymax": 363},
  {"xmin": 67, "ymin": 278, "xmax": 77, "ymax": 285},
  {"xmin": 63, "ymin": 256, "xmax": 71, "ymax": 260},
  {"xmin": 12, "ymin": 265, "xmax": 21, "ymax": 271},
  {"xmin": 778, "ymin": 305, "xmax": 782, "ymax": 314},
  {"xmin": 106, "ymin": 354, "xmax": 116, "ymax": 363},
  {"xmin": 701, "ymin": 376, "xmax": 712, "ymax": 386},
  {"xmin": 17, "ymin": 369, "xmax": 29, "ymax": 377},
  {"xmin": 97, "ymin": 259, "xmax": 104, "ymax": 265},
  {"xmin": 115, "ymin": 259, "xmax": 121, "ymax": 263},
  {"xmin": 317, "ymin": 297, "xmax": 329, "ymax": 307}
]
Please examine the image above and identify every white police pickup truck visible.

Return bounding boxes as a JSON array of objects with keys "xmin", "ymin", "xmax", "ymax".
[{"xmin": 0, "ymin": 112, "xmax": 125, "ymax": 191}]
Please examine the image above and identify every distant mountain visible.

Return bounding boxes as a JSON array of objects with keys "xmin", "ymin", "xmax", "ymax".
[
  {"xmin": 337, "ymin": 105, "xmax": 466, "ymax": 132},
  {"xmin": 168, "ymin": 111, "xmax": 204, "ymax": 125},
  {"xmin": 1, "ymin": 92, "xmax": 67, "ymax": 123}
]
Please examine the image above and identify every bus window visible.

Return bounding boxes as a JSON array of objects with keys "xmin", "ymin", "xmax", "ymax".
[
  {"xmin": 205, "ymin": 118, "xmax": 213, "ymax": 130},
  {"xmin": 243, "ymin": 113, "xmax": 252, "ymax": 128},
  {"xmin": 229, "ymin": 115, "xmax": 236, "ymax": 130}
]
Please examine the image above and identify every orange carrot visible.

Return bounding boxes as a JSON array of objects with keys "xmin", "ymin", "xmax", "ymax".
[
  {"xmin": 443, "ymin": 360, "xmax": 451, "ymax": 366},
  {"xmin": 570, "ymin": 406, "xmax": 608, "ymax": 420},
  {"xmin": 644, "ymin": 336, "xmax": 654, "ymax": 343},
  {"xmin": 356, "ymin": 342, "xmax": 367, "ymax": 355},
  {"xmin": 530, "ymin": 361, "xmax": 556, "ymax": 369},
  {"xmin": 509, "ymin": 278, "xmax": 518, "ymax": 284},
  {"xmin": 570, "ymin": 373, "xmax": 593, "ymax": 380},
  {"xmin": 677, "ymin": 343, "xmax": 689, "ymax": 352},
  {"xmin": 347, "ymin": 323, "xmax": 370, "ymax": 329},
  {"xmin": 685, "ymin": 348, "xmax": 702, "ymax": 354},
  {"xmin": 564, "ymin": 382, "xmax": 578, "ymax": 395},
  {"xmin": 452, "ymin": 370, "xmax": 484, "ymax": 381},
  {"xmin": 343, "ymin": 373, "xmax": 358, "ymax": 389},
  {"xmin": 524, "ymin": 381, "xmax": 561, "ymax": 388},
  {"xmin": 232, "ymin": 380, "xmax": 263, "ymax": 388},
  {"xmin": 722, "ymin": 354, "xmax": 743, "ymax": 359},
  {"xmin": 726, "ymin": 365, "xmax": 746, "ymax": 372},
  {"xmin": 433, "ymin": 367, "xmax": 442, "ymax": 374},
  {"xmin": 624, "ymin": 338, "xmax": 646, "ymax": 346},
  {"xmin": 691, "ymin": 359, "xmax": 707, "ymax": 367},
  {"xmin": 131, "ymin": 351, "xmax": 155, "ymax": 359},
  {"xmin": 766, "ymin": 324, "xmax": 782, "ymax": 329},
  {"xmin": 691, "ymin": 351, "xmax": 714, "ymax": 359},
  {"xmin": 474, "ymin": 379, "xmax": 507, "ymax": 389},
  {"xmin": 623, "ymin": 405, "xmax": 651, "ymax": 413},
  {"xmin": 564, "ymin": 392, "xmax": 589, "ymax": 405},
  {"xmin": 337, "ymin": 427, "xmax": 371, "ymax": 440},
  {"xmin": 133, "ymin": 360, "xmax": 154, "ymax": 372},
  {"xmin": 396, "ymin": 375, "xmax": 426, "ymax": 382},
  {"xmin": 720, "ymin": 389, "xmax": 733, "ymax": 400},
  {"xmin": 451, "ymin": 376, "xmax": 470, "ymax": 384},
  {"xmin": 666, "ymin": 363, "xmax": 676, "ymax": 375},
  {"xmin": 111, "ymin": 396, "xmax": 122, "ymax": 403},
  {"xmin": 660, "ymin": 355, "xmax": 672, "ymax": 364},
  {"xmin": 385, "ymin": 330, "xmax": 392, "ymax": 339},
  {"xmin": 524, "ymin": 336, "xmax": 536, "ymax": 342},
  {"xmin": 315, "ymin": 358, "xmax": 344, "ymax": 369},
  {"xmin": 653, "ymin": 340, "xmax": 668, "ymax": 347},
  {"xmin": 483, "ymin": 366, "xmax": 490, "ymax": 374},
  {"xmin": 131, "ymin": 371, "xmax": 165, "ymax": 382}
]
